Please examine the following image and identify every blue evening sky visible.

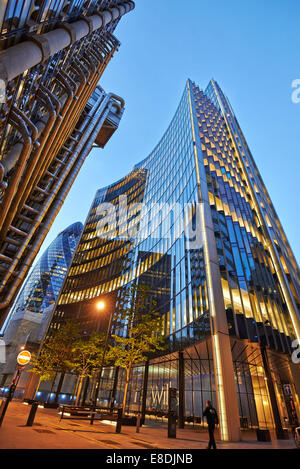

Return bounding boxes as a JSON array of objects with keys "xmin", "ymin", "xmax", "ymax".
[{"xmin": 40, "ymin": 0, "xmax": 300, "ymax": 264}]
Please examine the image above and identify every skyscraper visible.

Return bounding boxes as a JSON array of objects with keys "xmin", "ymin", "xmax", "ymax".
[
  {"xmin": 0, "ymin": 221, "xmax": 82, "ymax": 386},
  {"xmin": 0, "ymin": 0, "xmax": 135, "ymax": 325},
  {"xmin": 50, "ymin": 79, "xmax": 300, "ymax": 441}
]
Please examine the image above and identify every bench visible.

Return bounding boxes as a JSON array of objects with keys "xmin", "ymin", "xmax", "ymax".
[
  {"xmin": 58, "ymin": 405, "xmax": 118, "ymax": 422},
  {"xmin": 58, "ymin": 405, "xmax": 141, "ymax": 430}
]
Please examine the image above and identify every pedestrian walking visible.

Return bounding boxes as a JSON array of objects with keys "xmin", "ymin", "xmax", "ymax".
[{"xmin": 203, "ymin": 400, "xmax": 218, "ymax": 449}]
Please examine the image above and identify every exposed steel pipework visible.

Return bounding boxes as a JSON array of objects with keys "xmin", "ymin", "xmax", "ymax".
[
  {"xmin": 32, "ymin": 61, "xmax": 97, "ymax": 183},
  {"xmin": 12, "ymin": 108, "xmax": 39, "ymax": 144},
  {"xmin": 1, "ymin": 54, "xmax": 103, "ymax": 245},
  {"xmin": 82, "ymin": 54, "xmax": 97, "ymax": 74},
  {"xmin": 11, "ymin": 64, "xmax": 90, "ymax": 220},
  {"xmin": 0, "ymin": 84, "xmax": 61, "ymax": 202},
  {"xmin": 39, "ymin": 85, "xmax": 62, "ymax": 115},
  {"xmin": 0, "ymin": 54, "xmax": 98, "ymax": 246},
  {"xmin": 0, "ymin": 93, "xmax": 117, "ymax": 309},
  {"xmin": 110, "ymin": 93, "xmax": 125, "ymax": 113},
  {"xmin": 0, "ymin": 110, "xmax": 34, "ymax": 232},
  {"xmin": 6, "ymin": 68, "xmax": 102, "ymax": 249},
  {"xmin": 71, "ymin": 63, "xmax": 87, "ymax": 85},
  {"xmin": 0, "ymin": 21, "xmax": 125, "ymax": 316},
  {"xmin": 0, "ymin": 89, "xmax": 58, "ymax": 242},
  {"xmin": 0, "ymin": 1, "xmax": 135, "ymax": 83},
  {"xmin": 36, "ymin": 37, "xmax": 113, "ymax": 182},
  {"xmin": 0, "ymin": 164, "xmax": 7, "ymax": 191}
]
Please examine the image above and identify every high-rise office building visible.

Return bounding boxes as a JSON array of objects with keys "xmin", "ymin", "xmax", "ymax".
[
  {"xmin": 0, "ymin": 221, "xmax": 82, "ymax": 385},
  {"xmin": 0, "ymin": 0, "xmax": 135, "ymax": 325},
  {"xmin": 50, "ymin": 79, "xmax": 300, "ymax": 441}
]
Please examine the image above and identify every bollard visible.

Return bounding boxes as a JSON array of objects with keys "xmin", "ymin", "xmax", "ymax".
[
  {"xmin": 0, "ymin": 398, "xmax": 9, "ymax": 427},
  {"xmin": 90, "ymin": 404, "xmax": 96, "ymax": 425},
  {"xmin": 26, "ymin": 401, "xmax": 39, "ymax": 426},
  {"xmin": 168, "ymin": 387, "xmax": 177, "ymax": 438},
  {"xmin": 168, "ymin": 412, "xmax": 177, "ymax": 438},
  {"xmin": 116, "ymin": 408, "xmax": 122, "ymax": 433},
  {"xmin": 136, "ymin": 413, "xmax": 141, "ymax": 433},
  {"xmin": 59, "ymin": 405, "xmax": 64, "ymax": 421}
]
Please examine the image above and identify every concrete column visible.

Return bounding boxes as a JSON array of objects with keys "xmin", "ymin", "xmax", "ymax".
[{"xmin": 187, "ymin": 80, "xmax": 241, "ymax": 441}]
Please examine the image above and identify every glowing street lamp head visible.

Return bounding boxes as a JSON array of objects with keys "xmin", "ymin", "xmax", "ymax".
[{"xmin": 96, "ymin": 300, "xmax": 105, "ymax": 311}]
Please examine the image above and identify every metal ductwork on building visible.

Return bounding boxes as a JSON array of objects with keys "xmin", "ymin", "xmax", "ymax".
[
  {"xmin": 0, "ymin": 1, "xmax": 135, "ymax": 83},
  {"xmin": 0, "ymin": 0, "xmax": 134, "ymax": 325}
]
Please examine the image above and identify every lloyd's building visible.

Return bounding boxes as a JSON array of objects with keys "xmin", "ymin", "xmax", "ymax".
[{"xmin": 50, "ymin": 79, "xmax": 300, "ymax": 441}]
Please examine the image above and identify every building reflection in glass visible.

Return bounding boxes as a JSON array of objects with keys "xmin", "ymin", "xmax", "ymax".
[{"xmin": 47, "ymin": 80, "xmax": 300, "ymax": 438}]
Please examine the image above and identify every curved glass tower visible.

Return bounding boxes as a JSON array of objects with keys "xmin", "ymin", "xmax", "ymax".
[
  {"xmin": 51, "ymin": 80, "xmax": 300, "ymax": 441},
  {"xmin": 10, "ymin": 222, "xmax": 83, "ymax": 318},
  {"xmin": 1, "ymin": 222, "xmax": 83, "ymax": 339}
]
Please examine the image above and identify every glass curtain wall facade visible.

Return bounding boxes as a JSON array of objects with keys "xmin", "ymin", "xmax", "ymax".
[
  {"xmin": 0, "ymin": 0, "xmax": 135, "ymax": 325},
  {"xmin": 50, "ymin": 79, "xmax": 300, "ymax": 441},
  {"xmin": 5, "ymin": 222, "xmax": 83, "ymax": 320},
  {"xmin": 0, "ymin": 221, "xmax": 82, "ymax": 385}
]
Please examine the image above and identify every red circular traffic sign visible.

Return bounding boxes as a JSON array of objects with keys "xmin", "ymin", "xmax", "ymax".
[{"xmin": 17, "ymin": 350, "xmax": 31, "ymax": 366}]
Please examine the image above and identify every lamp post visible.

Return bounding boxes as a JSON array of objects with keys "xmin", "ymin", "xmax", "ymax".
[{"xmin": 90, "ymin": 299, "xmax": 114, "ymax": 424}]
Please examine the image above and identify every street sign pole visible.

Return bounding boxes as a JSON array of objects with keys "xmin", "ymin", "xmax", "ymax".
[
  {"xmin": 0, "ymin": 350, "xmax": 31, "ymax": 427},
  {"xmin": 0, "ymin": 365, "xmax": 25, "ymax": 427}
]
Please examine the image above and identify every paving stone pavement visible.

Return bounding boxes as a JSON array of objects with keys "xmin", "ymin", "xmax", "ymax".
[{"xmin": 0, "ymin": 401, "xmax": 297, "ymax": 450}]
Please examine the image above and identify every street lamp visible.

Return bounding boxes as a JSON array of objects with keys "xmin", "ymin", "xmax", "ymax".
[
  {"xmin": 96, "ymin": 300, "xmax": 105, "ymax": 311},
  {"xmin": 90, "ymin": 299, "xmax": 114, "ymax": 423}
]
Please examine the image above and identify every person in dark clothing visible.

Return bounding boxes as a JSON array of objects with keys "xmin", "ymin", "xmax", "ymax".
[{"xmin": 203, "ymin": 400, "xmax": 219, "ymax": 449}]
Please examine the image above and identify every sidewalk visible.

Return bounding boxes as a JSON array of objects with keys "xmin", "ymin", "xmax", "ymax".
[{"xmin": 0, "ymin": 401, "xmax": 296, "ymax": 450}]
